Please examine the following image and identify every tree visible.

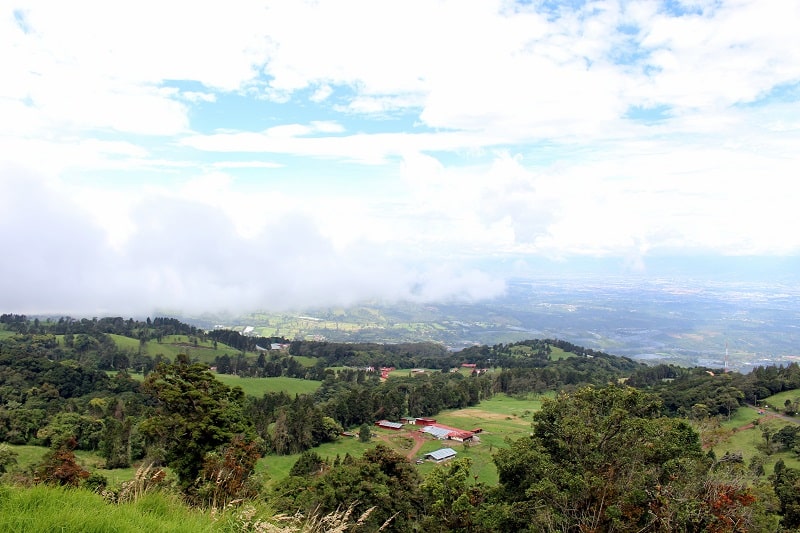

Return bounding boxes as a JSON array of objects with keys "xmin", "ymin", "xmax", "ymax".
[
  {"xmin": 420, "ymin": 457, "xmax": 485, "ymax": 531},
  {"xmin": 35, "ymin": 437, "xmax": 90, "ymax": 487},
  {"xmin": 773, "ymin": 460, "xmax": 800, "ymax": 529},
  {"xmin": 195, "ymin": 436, "xmax": 261, "ymax": 508},
  {"xmin": 290, "ymin": 450, "xmax": 327, "ymax": 477},
  {"xmin": 491, "ymin": 386, "xmax": 758, "ymax": 532},
  {"xmin": 139, "ymin": 356, "xmax": 258, "ymax": 495},
  {"xmin": 359, "ymin": 423, "xmax": 372, "ymax": 443},
  {"xmin": 280, "ymin": 444, "xmax": 421, "ymax": 532},
  {"xmin": 0, "ymin": 443, "xmax": 18, "ymax": 473}
]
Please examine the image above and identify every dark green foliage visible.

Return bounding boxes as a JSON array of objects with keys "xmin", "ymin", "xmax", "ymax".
[
  {"xmin": 275, "ymin": 444, "xmax": 421, "ymax": 532},
  {"xmin": 420, "ymin": 457, "xmax": 487, "ymax": 532},
  {"xmin": 99, "ymin": 416, "xmax": 134, "ymax": 468},
  {"xmin": 37, "ymin": 412, "xmax": 104, "ymax": 450},
  {"xmin": 83, "ymin": 472, "xmax": 108, "ymax": 492},
  {"xmin": 0, "ymin": 443, "xmax": 18, "ymax": 473},
  {"xmin": 490, "ymin": 386, "xmax": 759, "ymax": 532},
  {"xmin": 358, "ymin": 423, "xmax": 371, "ymax": 443},
  {"xmin": 289, "ymin": 450, "xmax": 327, "ymax": 477},
  {"xmin": 643, "ymin": 369, "xmax": 744, "ymax": 418},
  {"xmin": 139, "ymin": 357, "xmax": 257, "ymax": 494},
  {"xmin": 773, "ymin": 460, "xmax": 800, "ymax": 529}
]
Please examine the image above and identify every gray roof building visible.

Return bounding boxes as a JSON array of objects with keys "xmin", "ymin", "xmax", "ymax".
[{"xmin": 424, "ymin": 448, "xmax": 457, "ymax": 462}]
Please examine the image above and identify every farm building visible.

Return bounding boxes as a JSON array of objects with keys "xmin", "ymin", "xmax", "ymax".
[
  {"xmin": 422, "ymin": 425, "xmax": 452, "ymax": 439},
  {"xmin": 448, "ymin": 431, "xmax": 474, "ymax": 443},
  {"xmin": 425, "ymin": 448, "xmax": 457, "ymax": 463},
  {"xmin": 375, "ymin": 420, "xmax": 403, "ymax": 430},
  {"xmin": 421, "ymin": 423, "xmax": 475, "ymax": 442},
  {"xmin": 415, "ymin": 417, "xmax": 437, "ymax": 426}
]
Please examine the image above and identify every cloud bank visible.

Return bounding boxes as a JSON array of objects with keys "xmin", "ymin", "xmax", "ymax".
[{"xmin": 2, "ymin": 1, "xmax": 799, "ymax": 315}]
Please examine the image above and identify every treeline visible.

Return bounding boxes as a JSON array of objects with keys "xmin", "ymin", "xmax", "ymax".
[
  {"xmin": 493, "ymin": 349, "xmax": 641, "ymax": 394},
  {"xmin": 0, "ymin": 314, "xmax": 200, "ymax": 339},
  {"xmin": 627, "ymin": 362, "xmax": 800, "ymax": 418},
  {"xmin": 9, "ymin": 315, "xmax": 800, "ymax": 463},
  {"xmin": 213, "ymin": 351, "xmax": 321, "ymax": 379},
  {"xmin": 288, "ymin": 340, "xmax": 450, "ymax": 368}
]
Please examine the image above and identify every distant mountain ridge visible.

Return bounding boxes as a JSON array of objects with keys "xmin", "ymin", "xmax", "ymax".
[{"xmin": 174, "ymin": 277, "xmax": 800, "ymax": 371}]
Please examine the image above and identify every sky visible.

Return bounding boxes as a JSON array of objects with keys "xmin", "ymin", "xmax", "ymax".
[{"xmin": 1, "ymin": 0, "xmax": 799, "ymax": 316}]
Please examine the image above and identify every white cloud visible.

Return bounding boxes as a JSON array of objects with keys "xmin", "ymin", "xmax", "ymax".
[
  {"xmin": 0, "ymin": 170, "xmax": 507, "ymax": 315},
  {"xmin": 1, "ymin": 0, "xmax": 799, "ymax": 317},
  {"xmin": 211, "ymin": 161, "xmax": 284, "ymax": 169}
]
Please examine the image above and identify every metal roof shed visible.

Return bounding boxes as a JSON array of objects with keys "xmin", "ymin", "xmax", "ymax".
[
  {"xmin": 422, "ymin": 426, "xmax": 451, "ymax": 439},
  {"xmin": 425, "ymin": 448, "xmax": 457, "ymax": 462}
]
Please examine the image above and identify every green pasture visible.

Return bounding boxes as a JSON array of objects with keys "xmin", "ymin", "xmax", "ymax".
[
  {"xmin": 760, "ymin": 390, "xmax": 800, "ymax": 412},
  {"xmin": 107, "ymin": 334, "xmax": 140, "ymax": 352},
  {"xmin": 108, "ymin": 371, "xmax": 321, "ymax": 397},
  {"xmin": 141, "ymin": 335, "xmax": 240, "ymax": 364},
  {"xmin": 105, "ymin": 334, "xmax": 316, "ymax": 368},
  {"xmin": 258, "ymin": 434, "xmax": 378, "ymax": 486},
  {"xmin": 260, "ymin": 394, "xmax": 547, "ymax": 487},
  {"xmin": 547, "ymin": 345, "xmax": 573, "ymax": 360},
  {"xmin": 710, "ymin": 403, "xmax": 800, "ymax": 475},
  {"xmin": 213, "ymin": 374, "xmax": 321, "ymax": 396},
  {"xmin": 5, "ymin": 444, "xmax": 48, "ymax": 469},
  {"xmin": 6, "ymin": 445, "xmax": 137, "ymax": 486},
  {"xmin": 291, "ymin": 355, "xmax": 318, "ymax": 367},
  {"xmin": 102, "ymin": 334, "xmax": 242, "ymax": 364}
]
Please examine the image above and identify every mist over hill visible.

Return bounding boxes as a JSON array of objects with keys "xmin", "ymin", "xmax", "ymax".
[{"xmin": 175, "ymin": 276, "xmax": 800, "ymax": 372}]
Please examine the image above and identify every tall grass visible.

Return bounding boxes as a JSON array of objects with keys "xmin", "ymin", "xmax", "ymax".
[
  {"xmin": 0, "ymin": 484, "xmax": 387, "ymax": 533},
  {"xmin": 0, "ymin": 484, "xmax": 213, "ymax": 532}
]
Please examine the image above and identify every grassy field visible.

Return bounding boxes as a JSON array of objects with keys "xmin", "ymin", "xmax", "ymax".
[
  {"xmin": 7, "ymin": 445, "xmax": 138, "ymax": 485},
  {"xmin": 213, "ymin": 374, "xmax": 321, "ymax": 396},
  {"xmin": 110, "ymin": 371, "xmax": 321, "ymax": 397},
  {"xmin": 258, "ymin": 435, "xmax": 379, "ymax": 486},
  {"xmin": 705, "ymin": 402, "xmax": 800, "ymax": 475},
  {"xmin": 140, "ymin": 335, "xmax": 241, "ymax": 364},
  {"xmin": 759, "ymin": 390, "xmax": 800, "ymax": 412}
]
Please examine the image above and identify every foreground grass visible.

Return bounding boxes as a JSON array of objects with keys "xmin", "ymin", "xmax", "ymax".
[{"xmin": 0, "ymin": 485, "xmax": 216, "ymax": 532}]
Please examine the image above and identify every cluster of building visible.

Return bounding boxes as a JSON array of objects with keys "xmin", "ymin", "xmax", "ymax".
[{"xmin": 374, "ymin": 417, "xmax": 481, "ymax": 444}]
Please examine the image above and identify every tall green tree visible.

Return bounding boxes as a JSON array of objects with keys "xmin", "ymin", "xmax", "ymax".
[
  {"xmin": 420, "ymin": 457, "xmax": 486, "ymax": 532},
  {"xmin": 491, "ymin": 386, "xmax": 759, "ymax": 532},
  {"xmin": 139, "ymin": 356, "xmax": 257, "ymax": 494}
]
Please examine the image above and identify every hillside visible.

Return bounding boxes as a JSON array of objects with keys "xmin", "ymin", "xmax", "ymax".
[{"xmin": 2, "ymin": 315, "xmax": 800, "ymax": 530}]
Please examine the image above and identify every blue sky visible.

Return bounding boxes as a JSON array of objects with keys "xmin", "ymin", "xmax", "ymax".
[{"xmin": 1, "ymin": 0, "xmax": 799, "ymax": 315}]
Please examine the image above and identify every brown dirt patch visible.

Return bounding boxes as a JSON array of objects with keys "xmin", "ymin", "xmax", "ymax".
[
  {"xmin": 375, "ymin": 430, "xmax": 429, "ymax": 459},
  {"xmin": 446, "ymin": 409, "xmax": 519, "ymax": 421}
]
